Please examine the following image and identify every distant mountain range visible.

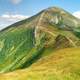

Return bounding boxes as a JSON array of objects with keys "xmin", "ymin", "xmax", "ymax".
[{"xmin": 0, "ymin": 7, "xmax": 80, "ymax": 80}]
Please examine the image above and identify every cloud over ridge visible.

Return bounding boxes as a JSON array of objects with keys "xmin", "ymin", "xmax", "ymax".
[
  {"xmin": 73, "ymin": 11, "xmax": 80, "ymax": 19},
  {"xmin": 0, "ymin": 14, "xmax": 29, "ymax": 30}
]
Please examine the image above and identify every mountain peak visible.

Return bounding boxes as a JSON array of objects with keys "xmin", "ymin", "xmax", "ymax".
[
  {"xmin": 0, "ymin": 7, "xmax": 80, "ymax": 73},
  {"xmin": 47, "ymin": 6, "xmax": 62, "ymax": 10},
  {"xmin": 44, "ymin": 6, "xmax": 65, "ymax": 13}
]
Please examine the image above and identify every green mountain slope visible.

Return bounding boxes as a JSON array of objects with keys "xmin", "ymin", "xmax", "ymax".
[
  {"xmin": 0, "ymin": 48, "xmax": 80, "ymax": 80},
  {"xmin": 0, "ymin": 7, "xmax": 80, "ymax": 73}
]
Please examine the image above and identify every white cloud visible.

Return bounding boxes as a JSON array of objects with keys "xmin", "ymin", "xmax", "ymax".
[
  {"xmin": 0, "ymin": 14, "xmax": 29, "ymax": 30},
  {"xmin": 10, "ymin": 0, "xmax": 22, "ymax": 4},
  {"xmin": 73, "ymin": 11, "xmax": 80, "ymax": 19},
  {"xmin": 1, "ymin": 14, "xmax": 29, "ymax": 21}
]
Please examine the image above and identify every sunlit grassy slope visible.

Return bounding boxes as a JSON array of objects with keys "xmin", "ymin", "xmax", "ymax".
[
  {"xmin": 0, "ymin": 48, "xmax": 80, "ymax": 80},
  {"xmin": 0, "ymin": 7, "xmax": 80, "ymax": 73}
]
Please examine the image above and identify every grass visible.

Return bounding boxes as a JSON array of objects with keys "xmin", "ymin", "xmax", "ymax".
[
  {"xmin": 0, "ymin": 7, "xmax": 80, "ymax": 79},
  {"xmin": 0, "ymin": 48, "xmax": 80, "ymax": 80}
]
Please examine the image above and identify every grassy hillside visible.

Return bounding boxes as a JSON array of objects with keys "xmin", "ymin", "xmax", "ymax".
[
  {"xmin": 0, "ymin": 48, "xmax": 80, "ymax": 80},
  {"xmin": 0, "ymin": 7, "xmax": 80, "ymax": 73}
]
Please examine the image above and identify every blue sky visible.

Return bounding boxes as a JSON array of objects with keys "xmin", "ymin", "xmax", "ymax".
[
  {"xmin": 0, "ymin": 0, "xmax": 80, "ymax": 15},
  {"xmin": 0, "ymin": 0, "xmax": 80, "ymax": 30}
]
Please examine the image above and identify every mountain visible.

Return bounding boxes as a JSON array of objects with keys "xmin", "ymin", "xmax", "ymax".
[
  {"xmin": 0, "ymin": 7, "xmax": 80, "ymax": 73},
  {"xmin": 0, "ymin": 48, "xmax": 80, "ymax": 80}
]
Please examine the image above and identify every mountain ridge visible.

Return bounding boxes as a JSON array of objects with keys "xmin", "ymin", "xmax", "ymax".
[{"xmin": 0, "ymin": 7, "xmax": 80, "ymax": 73}]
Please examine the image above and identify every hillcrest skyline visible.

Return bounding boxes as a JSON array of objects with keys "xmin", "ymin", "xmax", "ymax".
[{"xmin": 0, "ymin": 0, "xmax": 80, "ymax": 30}]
